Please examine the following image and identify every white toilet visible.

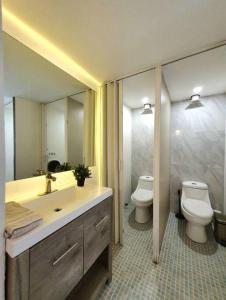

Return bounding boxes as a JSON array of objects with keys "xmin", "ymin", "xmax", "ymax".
[
  {"xmin": 131, "ymin": 176, "xmax": 153, "ymax": 223},
  {"xmin": 181, "ymin": 181, "xmax": 213, "ymax": 243}
]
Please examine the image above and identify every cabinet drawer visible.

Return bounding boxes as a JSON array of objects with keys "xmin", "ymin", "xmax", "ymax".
[
  {"xmin": 84, "ymin": 198, "xmax": 111, "ymax": 273},
  {"xmin": 29, "ymin": 218, "xmax": 83, "ymax": 300}
]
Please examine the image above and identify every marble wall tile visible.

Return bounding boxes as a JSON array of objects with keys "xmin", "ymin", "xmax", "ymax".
[
  {"xmin": 170, "ymin": 94, "xmax": 226, "ymax": 212},
  {"xmin": 132, "ymin": 108, "xmax": 154, "ymax": 191}
]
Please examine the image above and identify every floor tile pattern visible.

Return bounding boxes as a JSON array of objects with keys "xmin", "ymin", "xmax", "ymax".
[{"xmin": 99, "ymin": 204, "xmax": 226, "ymax": 300}]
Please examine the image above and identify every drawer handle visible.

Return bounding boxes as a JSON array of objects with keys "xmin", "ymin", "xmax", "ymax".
[
  {"xmin": 52, "ymin": 242, "xmax": 79, "ymax": 267},
  {"xmin": 95, "ymin": 215, "xmax": 109, "ymax": 230}
]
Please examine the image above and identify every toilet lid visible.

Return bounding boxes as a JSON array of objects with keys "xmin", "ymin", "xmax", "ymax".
[
  {"xmin": 183, "ymin": 199, "xmax": 213, "ymax": 218},
  {"xmin": 132, "ymin": 189, "xmax": 153, "ymax": 202}
]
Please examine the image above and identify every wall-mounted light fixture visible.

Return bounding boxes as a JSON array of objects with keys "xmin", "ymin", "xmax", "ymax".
[
  {"xmin": 185, "ymin": 94, "xmax": 204, "ymax": 110},
  {"xmin": 141, "ymin": 103, "xmax": 153, "ymax": 115}
]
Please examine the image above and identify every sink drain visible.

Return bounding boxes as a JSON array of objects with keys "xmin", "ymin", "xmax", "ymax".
[{"xmin": 54, "ymin": 208, "xmax": 62, "ymax": 212}]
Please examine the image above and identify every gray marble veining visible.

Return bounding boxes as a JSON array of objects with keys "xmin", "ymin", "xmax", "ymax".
[
  {"xmin": 132, "ymin": 108, "xmax": 154, "ymax": 191},
  {"xmin": 170, "ymin": 94, "xmax": 226, "ymax": 212}
]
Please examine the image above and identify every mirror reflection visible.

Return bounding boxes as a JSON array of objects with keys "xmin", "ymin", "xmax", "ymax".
[{"xmin": 3, "ymin": 33, "xmax": 96, "ymax": 181}]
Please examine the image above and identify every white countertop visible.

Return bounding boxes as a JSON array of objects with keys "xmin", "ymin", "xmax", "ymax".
[{"xmin": 6, "ymin": 184, "xmax": 112, "ymax": 258}]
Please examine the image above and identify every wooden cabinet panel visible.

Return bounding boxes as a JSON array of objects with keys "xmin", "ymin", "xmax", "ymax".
[
  {"xmin": 6, "ymin": 250, "xmax": 29, "ymax": 300},
  {"xmin": 84, "ymin": 198, "xmax": 111, "ymax": 273},
  {"xmin": 29, "ymin": 218, "xmax": 83, "ymax": 300},
  {"xmin": 7, "ymin": 197, "xmax": 112, "ymax": 300}
]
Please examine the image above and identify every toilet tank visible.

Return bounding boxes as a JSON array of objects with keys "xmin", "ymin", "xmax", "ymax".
[
  {"xmin": 182, "ymin": 181, "xmax": 209, "ymax": 203},
  {"xmin": 137, "ymin": 176, "xmax": 154, "ymax": 190}
]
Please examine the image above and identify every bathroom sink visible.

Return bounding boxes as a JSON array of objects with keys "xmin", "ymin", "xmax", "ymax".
[
  {"xmin": 21, "ymin": 185, "xmax": 104, "ymax": 219},
  {"xmin": 22, "ymin": 187, "xmax": 79, "ymax": 219},
  {"xmin": 6, "ymin": 183, "xmax": 112, "ymax": 258}
]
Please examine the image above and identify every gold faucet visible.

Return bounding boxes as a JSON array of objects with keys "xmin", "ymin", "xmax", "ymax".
[{"xmin": 45, "ymin": 172, "xmax": 57, "ymax": 194}]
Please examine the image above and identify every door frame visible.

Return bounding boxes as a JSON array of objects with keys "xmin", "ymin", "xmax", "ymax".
[{"xmin": 118, "ymin": 80, "xmax": 124, "ymax": 245}]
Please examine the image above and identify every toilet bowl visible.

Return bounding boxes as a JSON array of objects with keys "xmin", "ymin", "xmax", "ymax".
[
  {"xmin": 131, "ymin": 176, "xmax": 153, "ymax": 223},
  {"xmin": 181, "ymin": 181, "xmax": 213, "ymax": 243}
]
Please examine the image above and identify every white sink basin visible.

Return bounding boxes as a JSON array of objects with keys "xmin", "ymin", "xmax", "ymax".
[
  {"xmin": 22, "ymin": 186, "xmax": 99, "ymax": 219},
  {"xmin": 6, "ymin": 184, "xmax": 112, "ymax": 258}
]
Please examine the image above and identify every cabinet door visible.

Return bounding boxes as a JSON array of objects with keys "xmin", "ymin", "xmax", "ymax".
[
  {"xmin": 84, "ymin": 198, "xmax": 111, "ymax": 273},
  {"xmin": 29, "ymin": 218, "xmax": 83, "ymax": 300}
]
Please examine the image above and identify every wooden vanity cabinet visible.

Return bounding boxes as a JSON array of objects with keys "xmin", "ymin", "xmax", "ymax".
[
  {"xmin": 6, "ymin": 197, "xmax": 112, "ymax": 300},
  {"xmin": 84, "ymin": 199, "xmax": 111, "ymax": 274},
  {"xmin": 30, "ymin": 218, "xmax": 84, "ymax": 300}
]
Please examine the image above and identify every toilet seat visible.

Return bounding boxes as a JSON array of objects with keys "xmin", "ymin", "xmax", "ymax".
[
  {"xmin": 181, "ymin": 181, "xmax": 213, "ymax": 243},
  {"xmin": 131, "ymin": 175, "xmax": 153, "ymax": 223},
  {"xmin": 132, "ymin": 189, "xmax": 153, "ymax": 202},
  {"xmin": 183, "ymin": 198, "xmax": 213, "ymax": 218}
]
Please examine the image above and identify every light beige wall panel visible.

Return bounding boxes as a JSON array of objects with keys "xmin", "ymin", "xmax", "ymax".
[
  {"xmin": 159, "ymin": 75, "xmax": 171, "ymax": 245},
  {"xmin": 122, "ymin": 105, "xmax": 132, "ymax": 204},
  {"xmin": 0, "ymin": 3, "xmax": 5, "ymax": 298},
  {"xmin": 153, "ymin": 66, "xmax": 171, "ymax": 263},
  {"xmin": 45, "ymin": 99, "xmax": 67, "ymax": 165},
  {"xmin": 15, "ymin": 98, "xmax": 42, "ymax": 179},
  {"xmin": 101, "ymin": 81, "xmax": 121, "ymax": 244},
  {"xmin": 118, "ymin": 81, "xmax": 124, "ymax": 244},
  {"xmin": 67, "ymin": 97, "xmax": 83, "ymax": 166},
  {"xmin": 4, "ymin": 101, "xmax": 14, "ymax": 181}
]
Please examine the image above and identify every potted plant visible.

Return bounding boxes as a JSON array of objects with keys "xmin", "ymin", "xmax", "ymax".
[
  {"xmin": 73, "ymin": 164, "xmax": 91, "ymax": 187},
  {"xmin": 55, "ymin": 162, "xmax": 72, "ymax": 172}
]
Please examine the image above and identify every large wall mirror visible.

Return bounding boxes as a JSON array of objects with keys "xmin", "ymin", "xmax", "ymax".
[{"xmin": 3, "ymin": 33, "xmax": 96, "ymax": 181}]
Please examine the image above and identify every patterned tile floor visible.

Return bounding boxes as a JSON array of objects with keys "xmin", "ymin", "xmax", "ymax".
[{"xmin": 99, "ymin": 203, "xmax": 226, "ymax": 300}]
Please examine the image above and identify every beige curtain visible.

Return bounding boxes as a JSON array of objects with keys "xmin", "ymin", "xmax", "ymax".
[
  {"xmin": 100, "ymin": 81, "xmax": 122, "ymax": 244},
  {"xmin": 83, "ymin": 89, "xmax": 96, "ymax": 166}
]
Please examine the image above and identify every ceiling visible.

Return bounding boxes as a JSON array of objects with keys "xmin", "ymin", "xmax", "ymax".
[
  {"xmin": 123, "ymin": 70, "xmax": 155, "ymax": 108},
  {"xmin": 3, "ymin": 0, "xmax": 226, "ymax": 83},
  {"xmin": 163, "ymin": 45, "xmax": 226, "ymax": 101},
  {"xmin": 124, "ymin": 45, "xmax": 226, "ymax": 107},
  {"xmin": 70, "ymin": 92, "xmax": 85, "ymax": 104},
  {"xmin": 3, "ymin": 33, "xmax": 88, "ymax": 103}
]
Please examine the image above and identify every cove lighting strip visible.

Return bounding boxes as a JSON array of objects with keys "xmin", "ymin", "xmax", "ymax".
[{"xmin": 2, "ymin": 7, "xmax": 101, "ymax": 90}]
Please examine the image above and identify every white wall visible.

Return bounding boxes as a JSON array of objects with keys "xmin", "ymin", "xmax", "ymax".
[
  {"xmin": 4, "ymin": 101, "xmax": 14, "ymax": 181},
  {"xmin": 153, "ymin": 67, "xmax": 171, "ymax": 263},
  {"xmin": 15, "ymin": 97, "xmax": 43, "ymax": 179},
  {"xmin": 46, "ymin": 99, "xmax": 67, "ymax": 164},
  {"xmin": 132, "ymin": 108, "xmax": 155, "ymax": 191},
  {"xmin": 158, "ymin": 76, "xmax": 171, "ymax": 245},
  {"xmin": 171, "ymin": 94, "xmax": 226, "ymax": 213},
  {"xmin": 123, "ymin": 105, "xmax": 132, "ymax": 204},
  {"xmin": 0, "ymin": 3, "xmax": 5, "ymax": 297}
]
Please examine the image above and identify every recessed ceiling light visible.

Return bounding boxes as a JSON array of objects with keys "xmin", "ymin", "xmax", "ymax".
[
  {"xmin": 175, "ymin": 129, "xmax": 181, "ymax": 136},
  {"xmin": 142, "ymin": 97, "xmax": 149, "ymax": 104},
  {"xmin": 193, "ymin": 86, "xmax": 203, "ymax": 94}
]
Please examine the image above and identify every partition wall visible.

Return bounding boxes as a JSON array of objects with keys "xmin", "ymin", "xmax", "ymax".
[{"xmin": 98, "ymin": 66, "xmax": 171, "ymax": 262}]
